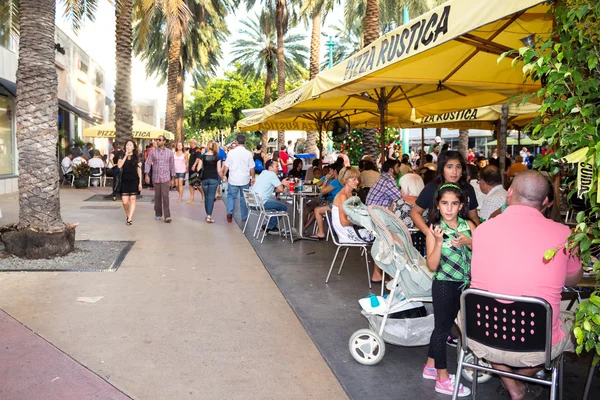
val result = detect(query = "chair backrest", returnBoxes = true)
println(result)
[90,167,103,177]
[250,191,267,213]
[60,164,71,176]
[325,211,344,246]
[409,229,427,257]
[243,189,262,211]
[460,288,553,369]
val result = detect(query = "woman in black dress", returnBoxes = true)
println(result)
[118,140,142,225]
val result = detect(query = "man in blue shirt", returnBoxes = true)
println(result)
[216,141,227,200]
[252,159,289,234]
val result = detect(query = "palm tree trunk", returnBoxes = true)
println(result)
[498,104,508,181]
[305,10,321,156]
[165,29,182,142]
[114,0,133,146]
[360,0,380,160]
[275,0,287,148]
[3,0,75,258]
[176,69,184,143]
[262,64,274,149]
[458,129,469,160]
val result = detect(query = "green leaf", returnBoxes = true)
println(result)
[544,248,558,261]
[577,211,586,224]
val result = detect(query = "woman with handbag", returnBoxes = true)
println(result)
[118,140,142,225]
[198,140,223,223]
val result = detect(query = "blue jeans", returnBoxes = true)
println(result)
[201,178,219,216]
[264,200,288,229]
[226,183,250,221]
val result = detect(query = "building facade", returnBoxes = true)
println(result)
[0,23,107,195]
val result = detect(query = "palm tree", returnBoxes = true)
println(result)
[230,9,308,147]
[458,129,468,160]
[2,0,98,258]
[295,0,336,155]
[115,0,134,146]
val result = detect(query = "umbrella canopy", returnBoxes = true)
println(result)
[237,0,551,132]
[83,120,174,140]
[488,136,544,146]
[401,103,541,130]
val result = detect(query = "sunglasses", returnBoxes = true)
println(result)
[157,139,163,142]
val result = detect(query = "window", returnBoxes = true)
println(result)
[95,71,104,87]
[79,59,88,74]
[0,95,15,176]
[0,10,10,49]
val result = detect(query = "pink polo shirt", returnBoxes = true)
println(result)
[471,205,581,345]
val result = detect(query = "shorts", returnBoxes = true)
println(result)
[458,310,575,368]
[175,172,186,179]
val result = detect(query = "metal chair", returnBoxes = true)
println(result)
[61,165,74,186]
[324,211,372,289]
[254,193,293,244]
[409,229,427,257]
[242,189,264,237]
[454,288,564,400]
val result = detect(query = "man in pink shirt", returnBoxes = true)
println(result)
[470,170,582,400]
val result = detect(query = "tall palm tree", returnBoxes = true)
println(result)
[458,129,468,160]
[231,9,308,147]
[115,0,134,146]
[295,0,336,155]
[2,0,98,258]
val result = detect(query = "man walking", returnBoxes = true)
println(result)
[222,134,254,223]
[145,135,175,222]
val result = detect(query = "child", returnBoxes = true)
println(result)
[422,183,476,397]
[312,167,323,184]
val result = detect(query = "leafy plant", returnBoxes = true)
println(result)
[506,0,600,364]
[72,161,90,178]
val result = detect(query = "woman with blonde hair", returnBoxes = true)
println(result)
[393,173,428,229]
[198,140,223,223]
[330,166,373,243]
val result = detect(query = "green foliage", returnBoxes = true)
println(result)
[508,0,600,364]
[185,67,266,134]
[336,127,399,164]
[72,161,90,178]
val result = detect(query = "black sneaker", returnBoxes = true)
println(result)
[446,335,458,347]
[267,227,280,236]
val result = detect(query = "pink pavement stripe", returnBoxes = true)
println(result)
[0,310,130,400]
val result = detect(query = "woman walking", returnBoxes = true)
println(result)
[118,140,142,225]
[198,140,223,223]
[173,142,188,203]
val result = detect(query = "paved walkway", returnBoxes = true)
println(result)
[0,187,347,399]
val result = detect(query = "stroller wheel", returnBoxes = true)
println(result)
[457,340,494,383]
[348,329,386,366]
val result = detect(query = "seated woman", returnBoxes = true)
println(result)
[327,166,373,243]
[287,158,304,179]
[392,173,428,229]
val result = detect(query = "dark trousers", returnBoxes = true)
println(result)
[154,182,171,218]
[112,167,121,196]
[427,280,463,370]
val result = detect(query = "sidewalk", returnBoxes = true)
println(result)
[0,188,347,399]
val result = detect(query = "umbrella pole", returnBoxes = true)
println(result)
[421,128,425,168]
[518,129,521,148]
[499,104,509,185]
[379,88,387,161]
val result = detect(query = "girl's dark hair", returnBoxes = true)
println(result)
[428,183,469,226]
[292,158,303,171]
[125,140,139,164]
[436,150,467,185]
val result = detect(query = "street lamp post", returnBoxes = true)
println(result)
[321,32,339,154]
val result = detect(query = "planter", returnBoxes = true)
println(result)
[73,176,89,188]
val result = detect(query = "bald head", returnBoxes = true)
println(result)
[508,170,550,209]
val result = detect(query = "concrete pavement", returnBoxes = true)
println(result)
[0,187,347,399]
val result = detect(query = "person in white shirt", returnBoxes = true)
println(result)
[61,152,73,174]
[88,150,105,186]
[252,159,290,234]
[222,134,255,223]
[287,140,295,158]
[478,165,508,221]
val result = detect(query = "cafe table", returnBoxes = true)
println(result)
[282,186,321,240]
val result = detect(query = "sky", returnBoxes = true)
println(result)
[55,2,345,116]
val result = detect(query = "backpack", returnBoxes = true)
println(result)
[254,158,264,173]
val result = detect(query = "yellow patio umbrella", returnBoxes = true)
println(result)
[83,120,175,140]
[237,0,552,144]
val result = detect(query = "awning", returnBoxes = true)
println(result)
[488,137,544,146]
[58,99,96,123]
[237,0,552,132]
[0,77,16,97]
[401,103,541,130]
[82,119,174,140]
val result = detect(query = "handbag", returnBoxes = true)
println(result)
[189,172,201,186]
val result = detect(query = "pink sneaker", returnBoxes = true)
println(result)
[422,365,437,380]
[435,374,471,397]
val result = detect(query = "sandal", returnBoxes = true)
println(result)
[309,235,325,241]
[126,219,132,226]
[206,216,215,223]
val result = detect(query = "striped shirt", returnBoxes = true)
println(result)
[144,147,175,184]
[365,172,402,207]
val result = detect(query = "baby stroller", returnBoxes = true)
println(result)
[343,198,435,366]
